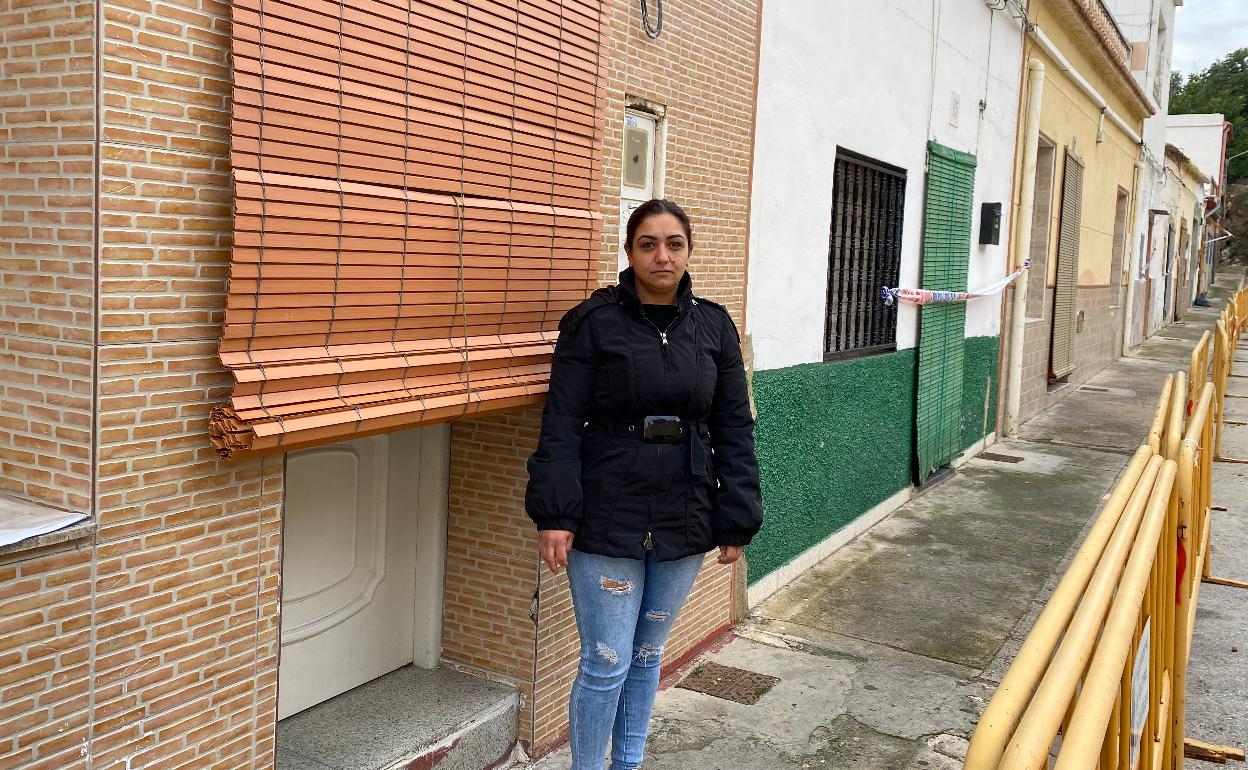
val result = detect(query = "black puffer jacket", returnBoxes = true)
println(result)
[525,268,764,561]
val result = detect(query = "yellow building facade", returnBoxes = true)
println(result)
[1005,0,1154,425]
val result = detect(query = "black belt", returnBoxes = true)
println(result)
[593,416,710,478]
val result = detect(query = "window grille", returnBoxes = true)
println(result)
[824,149,906,360]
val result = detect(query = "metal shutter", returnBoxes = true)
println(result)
[916,141,976,483]
[1050,150,1084,380]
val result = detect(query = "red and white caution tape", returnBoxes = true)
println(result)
[881,261,1030,306]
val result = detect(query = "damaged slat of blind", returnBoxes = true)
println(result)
[214,0,605,459]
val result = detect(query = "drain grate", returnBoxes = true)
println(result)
[677,661,779,705]
[1078,386,1110,393]
[979,452,1024,463]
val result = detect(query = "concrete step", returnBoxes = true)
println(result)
[277,664,518,770]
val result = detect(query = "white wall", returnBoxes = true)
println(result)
[746,0,1024,372]
[1100,0,1177,346]
[1167,115,1227,188]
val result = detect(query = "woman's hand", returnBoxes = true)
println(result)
[539,530,575,573]
[717,545,744,565]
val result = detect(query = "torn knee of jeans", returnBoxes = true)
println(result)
[596,641,619,665]
[634,642,663,662]
[644,609,670,622]
[599,576,634,595]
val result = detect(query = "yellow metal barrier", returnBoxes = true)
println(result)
[966,330,1228,769]
[1148,375,1174,457]
[992,455,1167,770]
[963,447,1153,770]
[1173,383,1215,765]
[1188,331,1210,414]
[1165,372,1186,462]
[1052,459,1177,770]
[1214,321,1231,459]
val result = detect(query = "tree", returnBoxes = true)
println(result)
[1170,48,1248,183]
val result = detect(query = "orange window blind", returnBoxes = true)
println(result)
[212,0,605,458]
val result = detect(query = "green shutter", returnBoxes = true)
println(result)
[916,141,977,483]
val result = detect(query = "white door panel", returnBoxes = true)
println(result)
[278,434,418,719]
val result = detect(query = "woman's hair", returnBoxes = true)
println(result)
[624,199,693,254]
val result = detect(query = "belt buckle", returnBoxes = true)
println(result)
[642,415,683,443]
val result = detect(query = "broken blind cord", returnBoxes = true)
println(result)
[499,2,519,395]
[640,0,662,39]
[455,6,471,419]
[395,0,418,409]
[332,0,361,429]
[252,0,281,435]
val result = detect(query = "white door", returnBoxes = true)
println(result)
[277,427,448,719]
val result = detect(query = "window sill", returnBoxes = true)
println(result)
[822,344,898,363]
[0,495,94,558]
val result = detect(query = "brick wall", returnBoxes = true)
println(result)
[441,410,543,745]
[0,0,95,511]
[0,539,94,770]
[442,0,760,755]
[1,0,284,768]
[88,0,282,767]
[597,0,759,320]
[1019,285,1123,421]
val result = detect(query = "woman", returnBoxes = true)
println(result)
[525,199,764,769]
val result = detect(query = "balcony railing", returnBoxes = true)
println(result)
[1081,0,1132,66]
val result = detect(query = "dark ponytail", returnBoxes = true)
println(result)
[624,199,693,253]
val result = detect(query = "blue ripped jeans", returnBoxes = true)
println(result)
[565,548,704,770]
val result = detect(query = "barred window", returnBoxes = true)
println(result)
[824,149,906,360]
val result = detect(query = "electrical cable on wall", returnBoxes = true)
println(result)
[640,0,663,39]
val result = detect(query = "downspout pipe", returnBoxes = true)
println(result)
[1122,157,1144,352]
[1005,59,1046,437]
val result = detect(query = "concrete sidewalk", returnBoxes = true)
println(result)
[524,273,1247,770]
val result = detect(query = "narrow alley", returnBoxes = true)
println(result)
[526,272,1248,769]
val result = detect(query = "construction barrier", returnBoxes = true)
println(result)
[1147,375,1173,457]
[1213,320,1230,458]
[965,291,1245,769]
[1187,331,1209,416]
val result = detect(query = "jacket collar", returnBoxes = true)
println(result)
[617,267,694,309]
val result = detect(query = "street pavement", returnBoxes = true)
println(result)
[522,272,1248,769]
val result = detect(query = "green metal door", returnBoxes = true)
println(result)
[915,141,977,483]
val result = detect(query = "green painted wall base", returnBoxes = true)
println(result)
[746,335,999,585]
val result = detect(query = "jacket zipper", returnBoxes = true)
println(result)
[639,301,690,554]
[639,304,684,368]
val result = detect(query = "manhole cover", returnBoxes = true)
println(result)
[677,661,779,705]
[980,452,1024,463]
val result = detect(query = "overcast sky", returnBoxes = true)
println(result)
[1172,0,1248,76]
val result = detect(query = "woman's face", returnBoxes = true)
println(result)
[626,212,689,298]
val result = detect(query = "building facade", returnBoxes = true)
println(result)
[1160,143,1208,318]
[1003,0,1153,427]
[1102,0,1177,346]
[742,0,1025,601]
[0,1,761,768]
[1167,113,1235,296]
